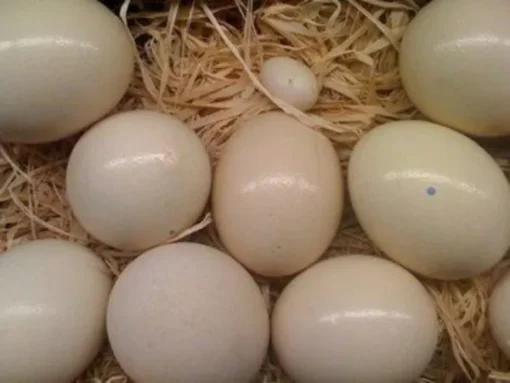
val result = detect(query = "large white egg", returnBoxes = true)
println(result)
[490,269,510,359]
[348,120,510,280]
[0,0,134,143]
[400,0,510,137]
[212,111,343,277]
[107,242,269,383]
[0,239,112,383]
[272,254,439,383]
[66,110,211,251]
[260,57,320,111]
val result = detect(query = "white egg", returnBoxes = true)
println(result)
[0,0,134,143]
[272,254,439,383]
[0,239,112,383]
[400,0,510,136]
[107,242,269,383]
[490,269,510,359]
[260,57,320,111]
[348,120,510,280]
[212,111,343,277]
[66,110,211,251]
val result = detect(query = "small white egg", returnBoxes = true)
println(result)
[107,242,269,383]
[260,57,320,111]
[66,110,211,251]
[0,0,134,143]
[212,111,343,277]
[400,0,510,136]
[0,239,112,383]
[272,255,439,383]
[348,120,510,280]
[490,269,510,359]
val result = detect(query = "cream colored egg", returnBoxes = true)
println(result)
[0,239,112,383]
[66,110,211,251]
[212,111,343,277]
[107,242,269,383]
[490,270,510,359]
[260,57,320,111]
[272,255,439,383]
[400,0,510,137]
[348,120,510,280]
[0,0,134,143]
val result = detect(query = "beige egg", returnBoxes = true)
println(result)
[107,242,269,383]
[400,0,510,136]
[66,110,211,251]
[490,270,510,359]
[260,57,320,111]
[272,255,439,383]
[0,0,134,143]
[348,120,510,280]
[0,239,112,383]
[212,111,343,277]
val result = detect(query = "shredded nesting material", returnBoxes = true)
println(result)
[1,0,510,382]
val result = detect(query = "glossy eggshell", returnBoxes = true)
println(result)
[0,239,112,383]
[260,57,320,111]
[348,120,510,280]
[212,111,343,277]
[490,270,510,358]
[66,110,211,251]
[272,255,439,383]
[107,242,270,383]
[0,0,134,143]
[400,0,510,137]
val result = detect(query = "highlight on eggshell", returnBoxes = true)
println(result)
[212,111,344,277]
[0,239,112,383]
[400,0,510,136]
[66,109,212,251]
[107,242,270,383]
[348,119,510,280]
[0,0,135,143]
[259,56,321,111]
[272,254,439,383]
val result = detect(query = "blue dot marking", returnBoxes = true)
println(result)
[426,186,436,196]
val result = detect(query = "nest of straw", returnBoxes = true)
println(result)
[2,0,510,382]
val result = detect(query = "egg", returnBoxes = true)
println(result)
[66,110,211,251]
[272,254,439,383]
[348,120,510,280]
[489,269,510,359]
[400,0,510,137]
[0,0,134,143]
[107,242,269,383]
[212,111,343,277]
[260,57,320,111]
[0,239,112,383]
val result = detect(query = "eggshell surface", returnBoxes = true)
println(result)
[0,239,112,383]
[260,57,320,111]
[66,110,211,251]
[348,120,510,280]
[212,111,343,277]
[490,270,510,358]
[272,255,439,383]
[107,242,269,383]
[400,0,510,136]
[0,0,134,143]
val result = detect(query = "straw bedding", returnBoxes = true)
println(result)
[1,0,510,382]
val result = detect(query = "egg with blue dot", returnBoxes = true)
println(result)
[348,120,510,280]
